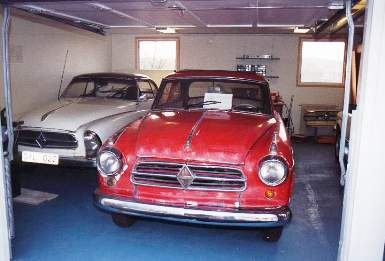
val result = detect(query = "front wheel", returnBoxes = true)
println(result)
[262,226,283,242]
[111,213,136,228]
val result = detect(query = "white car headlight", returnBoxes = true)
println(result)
[258,158,287,186]
[84,130,102,158]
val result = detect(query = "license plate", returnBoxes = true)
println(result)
[22,151,59,165]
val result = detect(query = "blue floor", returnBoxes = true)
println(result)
[13,143,343,261]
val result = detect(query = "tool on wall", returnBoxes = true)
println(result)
[57,49,69,101]
[281,95,294,136]
[285,95,294,135]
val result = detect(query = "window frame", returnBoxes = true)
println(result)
[137,80,157,99]
[152,78,272,115]
[135,37,180,71]
[297,37,347,88]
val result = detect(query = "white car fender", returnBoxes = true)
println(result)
[77,108,148,144]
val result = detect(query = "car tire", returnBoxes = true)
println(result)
[111,213,136,228]
[262,226,283,242]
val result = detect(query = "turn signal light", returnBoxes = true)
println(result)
[265,189,275,199]
[106,177,117,187]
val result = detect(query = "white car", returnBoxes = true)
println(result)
[15,72,157,167]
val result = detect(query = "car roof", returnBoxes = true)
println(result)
[73,72,152,81]
[165,70,267,82]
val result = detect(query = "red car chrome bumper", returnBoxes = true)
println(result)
[94,190,291,227]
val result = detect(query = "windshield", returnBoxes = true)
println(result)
[61,78,138,100]
[153,79,271,114]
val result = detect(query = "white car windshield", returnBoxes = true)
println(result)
[61,78,138,100]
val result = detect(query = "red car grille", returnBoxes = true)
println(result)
[131,162,246,191]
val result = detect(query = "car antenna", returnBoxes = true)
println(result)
[57,49,69,101]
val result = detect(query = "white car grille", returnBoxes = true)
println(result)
[16,130,78,149]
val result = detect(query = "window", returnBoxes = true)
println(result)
[61,78,137,100]
[158,81,182,108]
[137,81,155,99]
[154,79,270,114]
[136,38,179,71]
[61,81,91,98]
[297,38,346,87]
[149,82,158,95]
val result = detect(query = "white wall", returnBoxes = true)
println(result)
[0,11,111,117]
[111,33,345,134]
[0,12,345,134]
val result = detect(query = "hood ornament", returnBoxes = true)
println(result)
[184,111,206,149]
[35,131,47,148]
[269,131,279,155]
[40,102,74,122]
[177,165,195,188]
[41,109,56,122]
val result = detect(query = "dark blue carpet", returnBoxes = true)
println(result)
[12,143,342,261]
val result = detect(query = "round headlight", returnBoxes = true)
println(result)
[84,130,102,158]
[97,148,123,177]
[258,158,287,186]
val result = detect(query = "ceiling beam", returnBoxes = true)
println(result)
[314,8,345,34]
[20,9,106,35]
[249,0,259,27]
[5,0,332,11]
[13,5,107,35]
[314,0,365,34]
[4,0,327,2]
[88,3,154,27]
[173,1,207,27]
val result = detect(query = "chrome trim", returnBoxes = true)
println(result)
[136,155,243,166]
[17,126,75,133]
[177,165,195,188]
[16,128,78,149]
[258,158,287,186]
[84,130,102,158]
[16,126,75,133]
[100,198,279,222]
[96,147,124,177]
[40,102,74,122]
[131,161,247,192]
[184,111,206,149]
[269,131,278,155]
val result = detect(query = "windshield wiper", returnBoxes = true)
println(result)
[188,100,222,108]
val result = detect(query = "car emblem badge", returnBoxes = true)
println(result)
[35,132,47,148]
[177,165,194,188]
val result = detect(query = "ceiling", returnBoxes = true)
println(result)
[6,0,364,35]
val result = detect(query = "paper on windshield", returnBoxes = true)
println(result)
[203,93,233,110]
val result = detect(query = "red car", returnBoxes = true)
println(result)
[94,70,294,242]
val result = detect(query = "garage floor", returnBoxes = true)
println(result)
[12,143,342,261]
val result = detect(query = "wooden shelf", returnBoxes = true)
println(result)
[236,55,280,80]
[236,57,280,60]
[234,71,279,79]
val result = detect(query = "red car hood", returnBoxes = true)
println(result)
[135,110,276,165]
